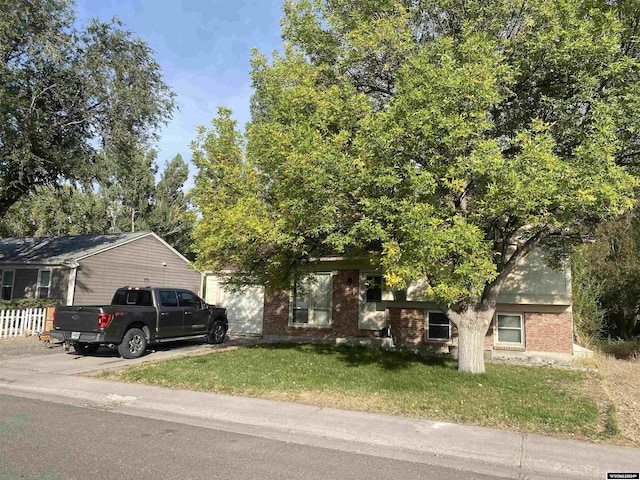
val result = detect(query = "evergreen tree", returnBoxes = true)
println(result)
[148,154,196,257]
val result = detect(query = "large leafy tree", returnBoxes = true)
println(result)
[193,0,638,372]
[97,147,158,233]
[0,0,174,217]
[0,184,109,238]
[148,154,196,258]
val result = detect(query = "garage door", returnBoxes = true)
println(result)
[205,276,264,335]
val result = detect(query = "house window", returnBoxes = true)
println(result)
[427,311,451,341]
[291,272,333,326]
[2,270,14,300]
[37,270,51,299]
[496,313,524,345]
[365,276,383,303]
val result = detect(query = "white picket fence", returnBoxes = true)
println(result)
[0,308,47,338]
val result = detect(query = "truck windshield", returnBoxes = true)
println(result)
[112,289,153,306]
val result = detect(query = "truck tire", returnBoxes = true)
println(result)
[73,342,100,355]
[118,328,147,359]
[207,320,227,344]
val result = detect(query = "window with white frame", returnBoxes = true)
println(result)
[37,270,51,299]
[496,313,524,345]
[291,272,333,326]
[427,311,451,341]
[2,270,14,300]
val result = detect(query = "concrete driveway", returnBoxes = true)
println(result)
[0,334,254,375]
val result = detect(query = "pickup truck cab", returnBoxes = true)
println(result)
[50,287,228,359]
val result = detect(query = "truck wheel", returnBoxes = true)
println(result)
[73,342,100,355]
[118,328,147,359]
[207,320,227,344]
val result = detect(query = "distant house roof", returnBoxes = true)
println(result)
[0,232,153,265]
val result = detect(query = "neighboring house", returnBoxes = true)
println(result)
[206,249,574,357]
[0,232,202,305]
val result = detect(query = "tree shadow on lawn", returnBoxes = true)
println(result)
[258,342,456,372]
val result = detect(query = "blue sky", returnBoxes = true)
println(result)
[74,0,285,187]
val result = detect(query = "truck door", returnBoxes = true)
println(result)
[157,290,183,338]
[179,290,208,334]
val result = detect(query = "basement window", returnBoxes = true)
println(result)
[496,313,524,345]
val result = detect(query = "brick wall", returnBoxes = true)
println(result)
[524,311,573,353]
[331,270,364,337]
[262,270,377,340]
[388,308,425,345]
[262,288,290,336]
[484,320,495,349]
[262,269,573,355]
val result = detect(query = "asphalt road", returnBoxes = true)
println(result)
[0,394,506,480]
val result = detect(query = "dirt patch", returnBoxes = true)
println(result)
[0,336,63,359]
[597,355,640,446]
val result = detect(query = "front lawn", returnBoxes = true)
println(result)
[101,343,607,440]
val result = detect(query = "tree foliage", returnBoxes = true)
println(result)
[0,152,195,257]
[573,212,640,340]
[148,154,197,258]
[96,147,158,234]
[0,184,109,238]
[192,0,639,372]
[0,0,174,216]
[571,247,607,348]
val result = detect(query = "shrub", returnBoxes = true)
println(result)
[0,298,60,310]
[571,249,606,347]
[601,339,640,360]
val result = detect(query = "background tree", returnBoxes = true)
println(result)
[0,184,109,238]
[148,154,196,258]
[0,0,174,216]
[1,149,196,257]
[96,148,157,233]
[195,0,638,373]
[573,212,640,341]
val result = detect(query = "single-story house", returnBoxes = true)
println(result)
[0,232,202,305]
[205,250,574,358]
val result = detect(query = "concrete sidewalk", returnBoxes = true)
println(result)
[0,348,638,480]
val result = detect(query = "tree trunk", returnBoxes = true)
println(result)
[448,305,495,374]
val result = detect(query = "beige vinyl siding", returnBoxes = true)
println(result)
[14,268,38,299]
[496,250,570,305]
[73,235,201,305]
[50,268,69,303]
[406,249,571,306]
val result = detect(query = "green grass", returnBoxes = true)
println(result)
[604,403,620,437]
[104,343,603,438]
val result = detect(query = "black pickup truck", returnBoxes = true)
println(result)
[50,287,228,359]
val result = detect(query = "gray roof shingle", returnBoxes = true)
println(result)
[0,232,151,265]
